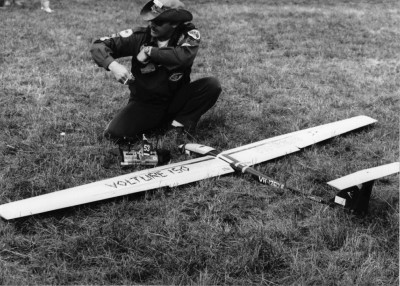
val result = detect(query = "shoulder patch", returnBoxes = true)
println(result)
[99,27,145,41]
[119,29,133,38]
[187,29,201,41]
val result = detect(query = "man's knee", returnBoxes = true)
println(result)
[203,77,222,98]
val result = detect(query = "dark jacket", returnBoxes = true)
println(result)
[90,24,200,104]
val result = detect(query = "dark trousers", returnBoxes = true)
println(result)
[104,77,221,142]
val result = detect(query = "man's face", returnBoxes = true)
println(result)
[149,20,177,41]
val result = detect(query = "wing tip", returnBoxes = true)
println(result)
[354,115,378,124]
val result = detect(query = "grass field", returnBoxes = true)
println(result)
[0,0,399,285]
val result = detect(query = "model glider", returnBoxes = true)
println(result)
[0,115,376,220]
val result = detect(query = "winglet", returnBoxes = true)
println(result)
[328,162,400,215]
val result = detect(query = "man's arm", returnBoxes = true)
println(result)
[149,29,201,71]
[90,29,141,83]
[90,29,143,69]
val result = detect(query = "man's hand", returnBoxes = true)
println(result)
[137,46,152,64]
[108,61,134,85]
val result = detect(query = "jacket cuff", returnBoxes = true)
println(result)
[104,57,116,71]
[148,47,160,63]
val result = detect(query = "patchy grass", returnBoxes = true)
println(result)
[0,0,399,285]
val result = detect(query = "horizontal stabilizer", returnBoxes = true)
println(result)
[327,162,400,190]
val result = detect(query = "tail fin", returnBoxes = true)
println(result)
[332,181,374,215]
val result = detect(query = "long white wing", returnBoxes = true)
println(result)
[327,162,400,190]
[222,115,377,166]
[0,115,377,220]
[0,156,234,220]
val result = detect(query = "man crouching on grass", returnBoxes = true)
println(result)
[90,0,221,154]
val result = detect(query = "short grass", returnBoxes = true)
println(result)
[0,0,399,285]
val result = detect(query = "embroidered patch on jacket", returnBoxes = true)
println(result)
[187,29,201,40]
[169,73,183,81]
[119,29,133,38]
[100,29,132,41]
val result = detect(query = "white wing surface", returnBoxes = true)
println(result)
[0,115,377,220]
[327,162,400,190]
[222,115,377,166]
[0,156,234,220]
